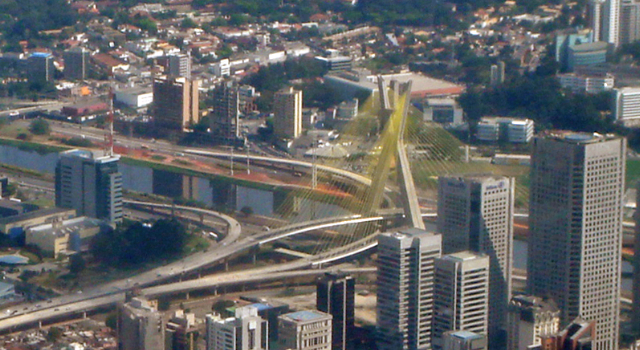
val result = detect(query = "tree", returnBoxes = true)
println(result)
[91,219,188,268]
[105,313,117,330]
[47,327,63,342]
[68,254,86,275]
[240,206,254,216]
[181,17,197,28]
[212,299,235,314]
[158,298,171,311]
[28,119,50,135]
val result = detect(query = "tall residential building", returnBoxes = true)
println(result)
[490,61,505,86]
[634,184,640,335]
[589,0,620,45]
[437,175,513,339]
[589,0,605,40]
[166,53,191,79]
[63,47,90,81]
[506,295,560,350]
[442,331,487,350]
[118,297,164,350]
[377,228,442,350]
[206,306,269,350]
[55,149,123,223]
[317,272,355,350]
[273,87,302,140]
[528,132,624,350]
[211,80,240,145]
[27,52,55,83]
[153,76,199,131]
[277,310,332,350]
[621,0,640,45]
[539,318,595,350]
[603,0,621,46]
[432,252,490,350]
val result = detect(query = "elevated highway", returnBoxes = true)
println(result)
[0,267,376,334]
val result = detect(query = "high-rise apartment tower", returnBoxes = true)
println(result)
[118,297,164,350]
[153,76,199,131]
[273,87,302,139]
[211,80,240,145]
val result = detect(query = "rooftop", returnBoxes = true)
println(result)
[443,251,483,262]
[61,149,120,163]
[326,69,464,97]
[544,131,619,144]
[29,216,105,238]
[281,310,330,322]
[30,52,51,58]
[570,41,608,52]
[479,116,532,124]
[116,86,153,95]
[0,207,75,226]
[450,330,483,340]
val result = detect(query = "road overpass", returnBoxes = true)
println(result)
[0,266,376,334]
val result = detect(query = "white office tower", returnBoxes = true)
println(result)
[118,297,164,350]
[206,306,269,350]
[528,132,624,350]
[437,175,513,340]
[432,252,490,350]
[277,310,332,350]
[443,331,487,350]
[377,228,442,350]
[506,295,560,350]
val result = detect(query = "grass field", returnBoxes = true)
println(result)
[626,159,640,187]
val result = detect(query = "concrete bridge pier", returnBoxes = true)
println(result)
[185,292,190,300]
[251,246,259,265]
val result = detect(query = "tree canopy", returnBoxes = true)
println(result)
[458,75,615,133]
[0,0,76,42]
[91,219,188,267]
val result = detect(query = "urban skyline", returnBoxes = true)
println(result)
[0,0,639,348]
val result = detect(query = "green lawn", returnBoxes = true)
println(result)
[627,159,640,188]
